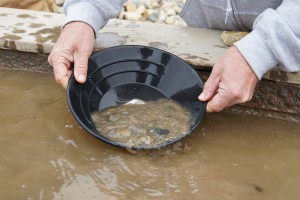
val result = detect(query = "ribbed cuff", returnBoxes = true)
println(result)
[234,29,277,79]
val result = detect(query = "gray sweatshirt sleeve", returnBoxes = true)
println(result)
[234,0,300,79]
[63,0,127,33]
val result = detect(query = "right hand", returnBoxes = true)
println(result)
[48,22,95,89]
[198,46,258,112]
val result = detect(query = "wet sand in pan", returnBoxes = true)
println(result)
[91,99,191,149]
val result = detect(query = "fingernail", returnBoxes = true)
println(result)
[62,80,68,90]
[78,74,86,82]
[206,106,213,113]
[198,93,206,101]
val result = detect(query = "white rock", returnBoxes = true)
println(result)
[118,0,187,26]
[125,2,137,12]
[56,0,65,6]
[149,11,160,22]
[124,12,143,21]
[165,16,175,25]
[136,5,146,14]
[165,8,176,16]
[158,11,167,22]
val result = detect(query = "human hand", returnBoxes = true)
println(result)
[198,46,258,112]
[48,22,95,89]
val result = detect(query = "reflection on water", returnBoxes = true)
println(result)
[0,70,299,200]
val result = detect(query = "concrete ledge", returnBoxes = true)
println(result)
[0,49,51,73]
[0,7,225,67]
[0,7,299,123]
[1,7,299,84]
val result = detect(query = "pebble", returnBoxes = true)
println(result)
[121,0,187,26]
[57,0,187,26]
[55,0,65,7]
[221,31,248,46]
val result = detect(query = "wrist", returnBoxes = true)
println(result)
[234,29,277,80]
[63,21,95,38]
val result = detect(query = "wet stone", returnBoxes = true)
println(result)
[17,14,31,18]
[12,29,26,34]
[29,23,45,28]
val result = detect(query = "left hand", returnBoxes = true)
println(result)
[48,22,95,89]
[198,46,259,112]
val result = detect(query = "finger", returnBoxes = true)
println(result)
[198,66,221,101]
[73,51,89,83]
[53,62,70,88]
[61,77,69,90]
[60,69,73,89]
[48,54,53,66]
[206,91,231,113]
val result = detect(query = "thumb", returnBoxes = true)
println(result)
[198,66,221,101]
[206,91,230,112]
[74,51,89,83]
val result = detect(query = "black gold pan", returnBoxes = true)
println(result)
[67,45,206,150]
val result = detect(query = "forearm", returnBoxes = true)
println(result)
[63,0,127,34]
[234,0,300,79]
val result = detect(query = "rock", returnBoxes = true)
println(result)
[124,12,143,21]
[57,6,64,14]
[130,0,144,6]
[136,5,146,14]
[165,8,176,16]
[145,0,159,9]
[221,31,249,46]
[165,16,175,25]
[118,0,187,26]
[125,2,137,12]
[158,11,167,22]
[161,2,175,11]
[56,0,65,6]
[144,9,159,22]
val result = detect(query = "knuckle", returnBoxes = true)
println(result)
[209,100,224,112]
[236,93,251,104]
[47,55,52,64]
[214,107,223,112]
[212,104,223,112]
[75,64,87,72]
[204,82,216,93]
[76,64,86,69]
[48,52,59,66]
[227,89,239,99]
[55,76,63,85]
[247,93,254,101]
[210,67,221,79]
[55,76,68,87]
[242,93,253,103]
[227,86,247,102]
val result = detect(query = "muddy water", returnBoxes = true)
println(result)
[0,70,300,200]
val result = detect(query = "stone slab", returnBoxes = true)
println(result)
[0,7,299,85]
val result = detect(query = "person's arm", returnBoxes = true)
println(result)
[64,0,127,35]
[199,0,300,112]
[48,0,127,88]
[234,0,300,79]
